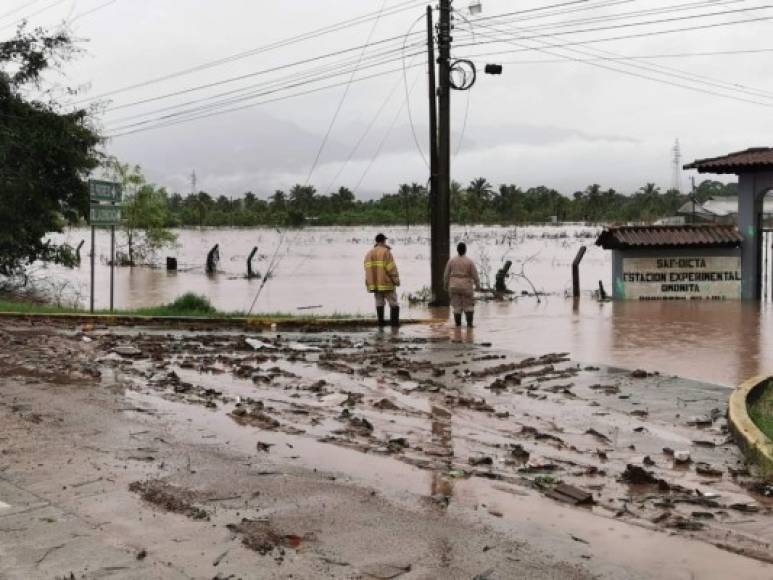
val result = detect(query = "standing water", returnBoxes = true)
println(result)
[40,225,773,386]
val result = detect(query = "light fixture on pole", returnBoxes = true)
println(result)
[468,1,482,15]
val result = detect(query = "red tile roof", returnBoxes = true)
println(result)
[684,147,773,174]
[596,224,743,250]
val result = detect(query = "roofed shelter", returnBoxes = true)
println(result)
[685,147,773,300]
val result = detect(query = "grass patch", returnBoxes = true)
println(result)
[0,296,359,321]
[748,381,773,440]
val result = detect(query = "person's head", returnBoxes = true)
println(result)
[457,242,467,256]
[375,233,387,245]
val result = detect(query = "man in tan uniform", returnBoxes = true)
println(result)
[444,242,480,327]
[364,233,400,327]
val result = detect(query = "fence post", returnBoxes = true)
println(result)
[572,246,587,299]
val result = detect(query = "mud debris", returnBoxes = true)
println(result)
[128,480,209,520]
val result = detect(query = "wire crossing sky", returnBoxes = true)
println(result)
[8,0,773,196]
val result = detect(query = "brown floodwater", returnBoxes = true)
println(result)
[42,225,773,386]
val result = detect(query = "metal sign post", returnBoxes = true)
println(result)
[90,226,95,313]
[110,225,115,312]
[88,180,123,313]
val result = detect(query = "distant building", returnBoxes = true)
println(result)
[676,196,773,225]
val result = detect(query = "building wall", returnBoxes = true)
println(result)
[611,247,741,301]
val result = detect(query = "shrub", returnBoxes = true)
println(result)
[165,293,216,315]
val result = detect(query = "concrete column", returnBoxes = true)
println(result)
[738,172,773,300]
[738,174,761,300]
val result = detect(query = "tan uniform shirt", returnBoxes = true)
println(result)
[444,255,480,294]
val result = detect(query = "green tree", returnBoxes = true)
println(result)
[0,28,101,276]
[105,160,176,265]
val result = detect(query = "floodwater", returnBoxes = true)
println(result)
[41,224,773,386]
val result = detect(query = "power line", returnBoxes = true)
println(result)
[105,46,425,133]
[304,0,389,185]
[402,13,429,169]
[486,47,773,64]
[467,0,743,35]
[0,1,42,23]
[104,43,423,126]
[0,0,70,33]
[461,8,773,103]
[459,13,773,110]
[354,70,422,193]
[70,0,121,24]
[323,73,405,194]
[107,62,426,138]
[103,35,425,113]
[73,0,428,105]
[456,4,773,50]
[454,13,773,62]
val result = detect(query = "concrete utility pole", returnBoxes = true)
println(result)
[430,0,452,306]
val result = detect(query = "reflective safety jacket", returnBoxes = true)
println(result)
[364,244,400,293]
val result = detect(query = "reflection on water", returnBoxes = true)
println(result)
[449,298,772,387]
[44,225,773,385]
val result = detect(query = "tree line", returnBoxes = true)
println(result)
[157,178,739,228]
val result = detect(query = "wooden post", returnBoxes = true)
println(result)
[598,280,608,301]
[247,246,258,278]
[572,246,587,298]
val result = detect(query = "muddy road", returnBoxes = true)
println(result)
[0,319,771,579]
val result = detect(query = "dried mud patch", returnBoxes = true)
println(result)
[128,479,209,520]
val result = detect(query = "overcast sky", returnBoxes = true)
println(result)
[10,0,773,198]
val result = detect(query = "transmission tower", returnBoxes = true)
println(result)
[190,170,197,195]
[671,139,682,193]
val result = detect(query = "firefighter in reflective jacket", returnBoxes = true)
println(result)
[364,233,400,327]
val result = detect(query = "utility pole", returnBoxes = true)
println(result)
[430,0,452,306]
[427,5,440,292]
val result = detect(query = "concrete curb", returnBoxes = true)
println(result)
[728,375,773,479]
[0,311,443,330]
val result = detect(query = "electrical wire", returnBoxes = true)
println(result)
[322,72,405,194]
[453,10,476,159]
[69,0,120,24]
[489,47,773,64]
[453,13,773,62]
[458,13,773,110]
[304,0,389,185]
[107,61,426,138]
[106,47,426,134]
[462,7,773,103]
[0,0,70,32]
[455,4,773,49]
[402,12,429,170]
[354,69,423,193]
[105,43,424,127]
[103,35,425,113]
[0,1,42,22]
[72,0,429,105]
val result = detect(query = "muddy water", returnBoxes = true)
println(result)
[44,225,773,386]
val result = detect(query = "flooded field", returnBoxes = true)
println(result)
[39,225,773,386]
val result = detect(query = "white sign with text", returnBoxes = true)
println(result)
[622,256,741,300]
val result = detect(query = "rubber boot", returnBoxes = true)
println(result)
[465,311,474,328]
[376,307,386,328]
[390,306,400,327]
[454,313,462,327]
